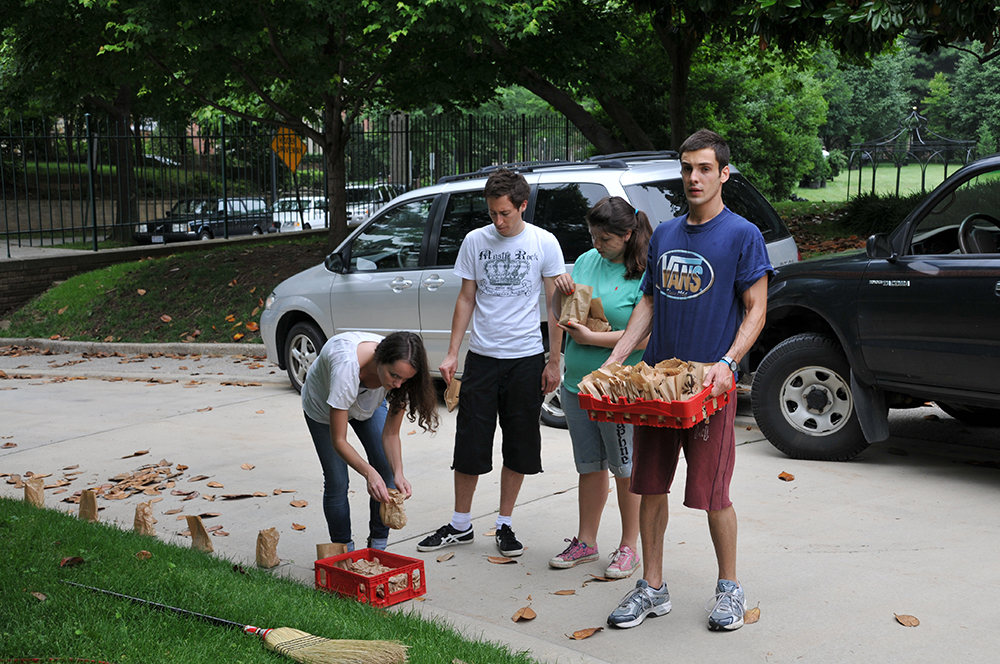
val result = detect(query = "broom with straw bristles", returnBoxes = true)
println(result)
[61,581,407,664]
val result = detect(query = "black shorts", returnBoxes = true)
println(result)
[453,351,545,476]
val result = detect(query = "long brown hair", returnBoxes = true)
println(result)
[375,331,438,433]
[585,196,652,280]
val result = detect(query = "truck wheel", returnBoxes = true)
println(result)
[751,333,869,461]
[199,230,212,241]
[284,321,326,393]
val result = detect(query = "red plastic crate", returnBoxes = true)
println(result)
[315,548,426,607]
[579,384,734,428]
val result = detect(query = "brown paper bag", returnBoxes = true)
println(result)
[675,362,707,399]
[79,489,99,522]
[317,542,350,569]
[133,501,156,536]
[559,284,593,325]
[186,514,213,553]
[379,488,407,529]
[584,297,612,332]
[24,476,45,507]
[256,527,280,568]
[444,377,461,412]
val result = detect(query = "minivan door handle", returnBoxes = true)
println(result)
[422,275,445,291]
[388,277,413,293]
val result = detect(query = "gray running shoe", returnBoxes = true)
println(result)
[607,579,671,628]
[706,579,745,631]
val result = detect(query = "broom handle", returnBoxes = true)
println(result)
[60,580,272,638]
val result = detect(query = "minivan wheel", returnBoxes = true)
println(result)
[540,387,567,429]
[284,321,326,393]
[751,333,869,461]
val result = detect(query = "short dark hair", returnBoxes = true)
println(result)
[679,129,730,171]
[484,169,530,208]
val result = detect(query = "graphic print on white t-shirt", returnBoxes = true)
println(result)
[477,247,537,297]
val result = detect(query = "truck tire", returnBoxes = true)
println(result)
[284,321,326,393]
[751,333,869,461]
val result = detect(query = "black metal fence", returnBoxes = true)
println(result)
[1,112,590,256]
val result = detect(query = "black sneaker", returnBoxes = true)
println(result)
[416,523,474,552]
[495,524,523,557]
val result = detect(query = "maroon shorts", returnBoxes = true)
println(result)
[629,399,737,511]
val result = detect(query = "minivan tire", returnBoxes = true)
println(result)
[284,321,326,393]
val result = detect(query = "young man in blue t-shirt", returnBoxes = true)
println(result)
[604,130,773,631]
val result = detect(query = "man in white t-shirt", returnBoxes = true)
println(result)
[417,169,565,557]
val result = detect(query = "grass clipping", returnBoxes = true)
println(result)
[263,627,407,664]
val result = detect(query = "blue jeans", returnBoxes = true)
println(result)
[304,402,395,547]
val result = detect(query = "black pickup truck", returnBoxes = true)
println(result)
[750,154,1000,460]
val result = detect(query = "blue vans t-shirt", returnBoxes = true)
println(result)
[639,207,772,365]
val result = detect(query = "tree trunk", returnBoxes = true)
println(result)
[516,66,626,155]
[651,21,701,150]
[596,94,656,151]
[324,103,351,254]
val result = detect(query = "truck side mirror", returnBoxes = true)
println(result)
[866,233,897,262]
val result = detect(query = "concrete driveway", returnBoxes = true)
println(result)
[2,340,1000,663]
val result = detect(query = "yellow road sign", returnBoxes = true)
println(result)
[271,127,306,172]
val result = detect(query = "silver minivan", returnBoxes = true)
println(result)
[261,154,799,424]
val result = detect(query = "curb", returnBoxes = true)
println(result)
[1,337,268,358]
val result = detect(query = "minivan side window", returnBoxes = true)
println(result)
[532,183,610,262]
[435,191,490,267]
[348,198,432,271]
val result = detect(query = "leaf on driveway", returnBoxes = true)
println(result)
[567,627,603,640]
[187,475,210,482]
[553,590,576,596]
[511,606,536,622]
[483,528,496,537]
[207,481,224,488]
[895,613,920,627]
[290,500,308,508]
[198,512,221,519]
[198,407,213,412]
[222,494,254,500]
[121,450,150,459]
[437,552,455,563]
[292,523,306,531]
[273,488,296,495]
[778,471,795,482]
[582,574,614,586]
[488,556,517,565]
[744,605,761,625]
[241,463,255,471]
[1,442,16,449]
[256,410,265,414]
[164,508,182,515]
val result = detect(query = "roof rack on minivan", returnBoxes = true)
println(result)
[436,158,628,184]
[586,150,680,162]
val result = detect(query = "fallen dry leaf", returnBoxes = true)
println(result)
[212,530,230,537]
[187,475,210,482]
[164,508,182,515]
[512,606,536,622]
[292,523,306,530]
[59,556,85,567]
[483,528,496,537]
[554,589,576,596]
[136,550,152,560]
[137,289,146,296]
[207,481,224,488]
[198,512,221,519]
[256,410,265,414]
[241,463,255,471]
[58,306,68,315]
[160,314,172,323]
[121,450,150,459]
[273,488,296,495]
[582,574,614,586]
[895,613,920,627]
[488,556,517,565]
[246,322,259,332]
[778,471,795,482]
[437,552,455,563]
[1,442,16,449]
[226,314,236,322]
[197,407,213,412]
[31,591,48,602]
[744,605,761,625]
[221,494,254,500]
[567,627,603,640]
[233,333,245,341]
[290,500,308,508]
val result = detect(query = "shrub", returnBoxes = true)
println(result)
[841,191,925,236]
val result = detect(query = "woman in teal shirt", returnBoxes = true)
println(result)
[550,196,652,578]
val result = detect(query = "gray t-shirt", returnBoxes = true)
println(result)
[302,331,386,423]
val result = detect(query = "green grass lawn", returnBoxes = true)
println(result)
[0,496,537,663]
[789,162,961,204]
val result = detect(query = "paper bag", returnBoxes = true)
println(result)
[256,527,280,568]
[24,476,45,507]
[133,500,156,536]
[585,297,612,332]
[444,377,461,412]
[79,488,99,522]
[186,514,213,553]
[379,488,407,529]
[317,542,350,569]
[559,284,593,325]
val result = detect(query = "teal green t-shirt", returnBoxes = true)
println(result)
[563,248,645,394]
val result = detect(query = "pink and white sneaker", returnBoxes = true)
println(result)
[549,537,599,568]
[606,545,640,578]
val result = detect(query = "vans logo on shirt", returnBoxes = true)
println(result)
[656,250,715,300]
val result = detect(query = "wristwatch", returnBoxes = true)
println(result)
[721,355,738,372]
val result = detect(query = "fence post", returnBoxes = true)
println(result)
[220,117,228,239]
[85,113,98,252]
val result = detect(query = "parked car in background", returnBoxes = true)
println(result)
[270,195,327,232]
[346,183,398,227]
[750,153,1000,461]
[261,153,800,427]
[135,197,269,243]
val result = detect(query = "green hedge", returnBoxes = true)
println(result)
[841,191,925,236]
